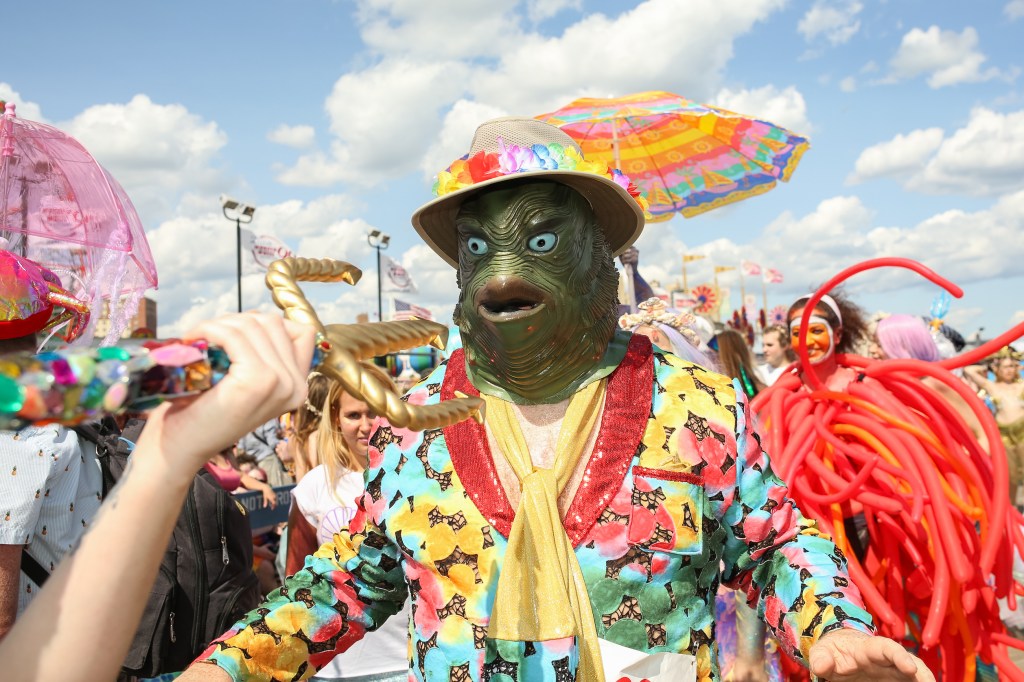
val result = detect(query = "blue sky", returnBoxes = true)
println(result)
[3,0,1023,344]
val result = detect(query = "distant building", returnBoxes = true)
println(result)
[92,297,158,340]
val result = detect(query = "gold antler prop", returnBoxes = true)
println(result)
[266,257,362,334]
[323,319,448,356]
[266,257,483,429]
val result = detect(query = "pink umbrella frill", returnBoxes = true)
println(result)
[0,102,158,345]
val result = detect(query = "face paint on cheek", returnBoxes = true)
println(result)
[790,315,835,364]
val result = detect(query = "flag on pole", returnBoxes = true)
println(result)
[764,268,784,284]
[239,228,294,274]
[741,260,762,276]
[393,298,433,321]
[714,265,736,274]
[682,254,706,263]
[380,255,418,294]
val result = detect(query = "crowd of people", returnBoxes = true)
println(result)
[2,114,1023,682]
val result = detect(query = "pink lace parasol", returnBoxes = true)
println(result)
[0,102,158,345]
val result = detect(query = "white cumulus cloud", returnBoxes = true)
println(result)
[61,95,228,225]
[473,0,786,117]
[886,26,1001,88]
[0,83,45,122]
[420,99,509,181]
[526,0,582,23]
[910,108,1024,195]
[798,1,863,46]
[712,85,812,136]
[1006,0,1024,20]
[631,190,1024,312]
[848,128,945,183]
[280,0,787,190]
[276,59,471,187]
[850,108,1024,196]
[149,195,381,336]
[356,0,524,60]
[267,124,316,149]
[863,190,1024,284]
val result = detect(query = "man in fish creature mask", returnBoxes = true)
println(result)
[452,180,623,404]
[188,119,930,682]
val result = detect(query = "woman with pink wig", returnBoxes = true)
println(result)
[870,314,988,452]
[870,314,941,363]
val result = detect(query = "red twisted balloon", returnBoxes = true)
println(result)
[754,257,1024,680]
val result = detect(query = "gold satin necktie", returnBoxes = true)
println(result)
[482,379,606,682]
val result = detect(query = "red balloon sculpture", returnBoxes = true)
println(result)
[752,258,1024,679]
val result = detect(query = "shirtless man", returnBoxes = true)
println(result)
[966,347,1024,503]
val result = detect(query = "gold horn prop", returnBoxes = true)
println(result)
[266,257,483,429]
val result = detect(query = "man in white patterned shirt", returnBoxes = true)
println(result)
[0,251,103,640]
[0,423,102,637]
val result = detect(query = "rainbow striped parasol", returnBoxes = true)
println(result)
[537,91,809,222]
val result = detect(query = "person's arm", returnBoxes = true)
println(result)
[719,381,930,679]
[964,364,996,394]
[0,545,20,640]
[0,313,314,682]
[252,544,276,562]
[238,472,276,508]
[729,594,768,682]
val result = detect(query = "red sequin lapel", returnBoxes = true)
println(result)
[440,335,654,546]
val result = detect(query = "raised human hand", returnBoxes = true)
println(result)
[618,245,640,267]
[808,629,933,681]
[136,313,314,482]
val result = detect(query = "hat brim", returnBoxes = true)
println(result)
[411,170,645,268]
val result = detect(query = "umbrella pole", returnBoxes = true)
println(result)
[612,119,621,171]
[740,271,746,314]
[713,270,720,322]
[682,256,688,293]
[762,278,769,328]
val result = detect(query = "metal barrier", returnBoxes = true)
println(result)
[234,485,295,534]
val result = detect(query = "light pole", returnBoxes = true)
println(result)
[220,195,256,313]
[367,229,391,322]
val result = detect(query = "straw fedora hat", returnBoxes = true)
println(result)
[412,117,646,268]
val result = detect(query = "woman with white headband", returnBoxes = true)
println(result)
[786,290,870,392]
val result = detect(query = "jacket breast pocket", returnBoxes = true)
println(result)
[627,466,704,556]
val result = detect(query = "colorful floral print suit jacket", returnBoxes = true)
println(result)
[201,335,873,681]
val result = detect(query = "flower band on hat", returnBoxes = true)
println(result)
[434,138,651,216]
[411,116,647,268]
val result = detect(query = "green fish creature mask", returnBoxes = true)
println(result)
[453,181,628,404]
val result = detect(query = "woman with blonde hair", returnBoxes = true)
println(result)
[712,328,767,398]
[287,371,333,482]
[285,361,410,682]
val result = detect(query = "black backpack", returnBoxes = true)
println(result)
[74,419,263,677]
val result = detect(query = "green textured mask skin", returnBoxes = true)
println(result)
[452,181,627,404]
